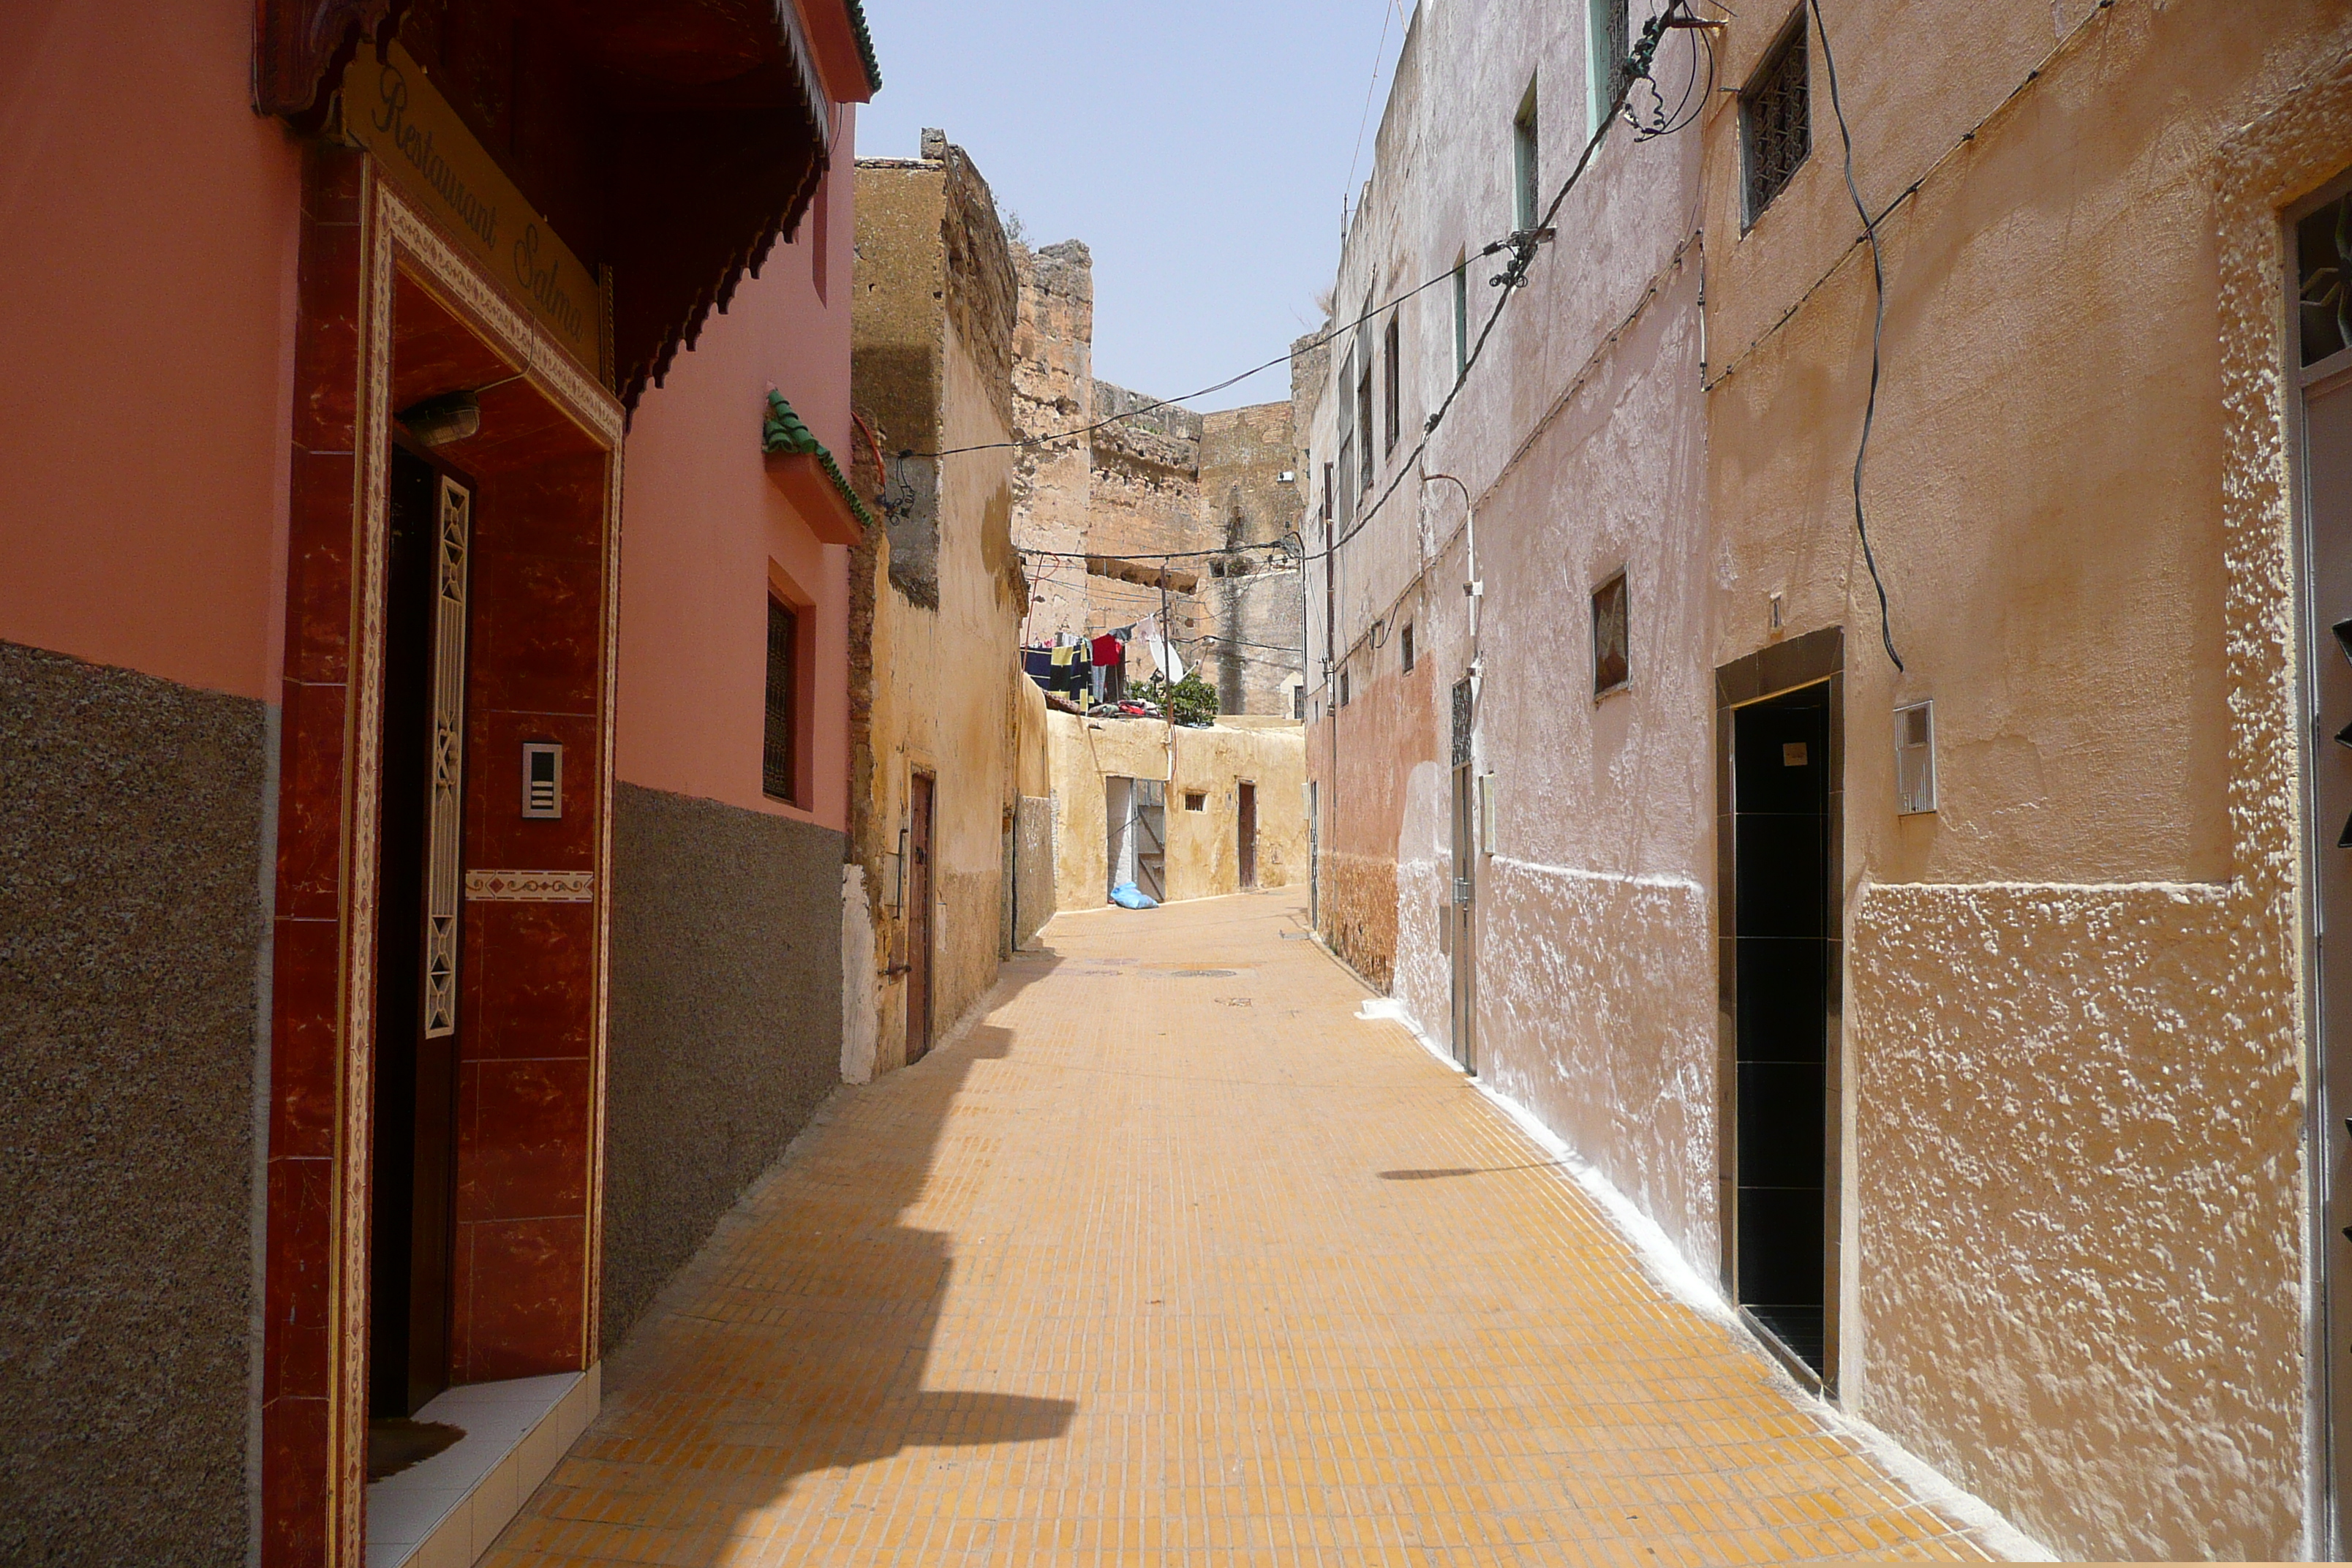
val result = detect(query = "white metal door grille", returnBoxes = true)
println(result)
[423,476,471,1038]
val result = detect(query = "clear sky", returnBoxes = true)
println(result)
[856,0,1408,413]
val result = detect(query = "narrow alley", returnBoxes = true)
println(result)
[486,891,2002,1567]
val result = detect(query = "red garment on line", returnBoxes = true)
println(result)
[1090,634,1123,666]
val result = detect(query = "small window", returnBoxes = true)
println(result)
[1401,622,1416,673]
[1382,317,1401,455]
[1590,0,1632,131]
[1452,253,1469,377]
[1185,791,1207,813]
[1591,570,1629,696]
[1322,461,1335,521]
[1293,685,1306,721]
[1338,437,1355,518]
[1357,358,1375,488]
[1512,76,1540,231]
[1742,12,1811,223]
[764,597,800,802]
[1339,667,1352,707]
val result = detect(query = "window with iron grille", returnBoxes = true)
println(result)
[1590,0,1632,129]
[1322,461,1334,521]
[764,597,799,802]
[1401,622,1415,674]
[1382,317,1401,455]
[1741,14,1810,223]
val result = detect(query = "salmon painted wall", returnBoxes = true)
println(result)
[615,112,858,832]
[0,0,302,701]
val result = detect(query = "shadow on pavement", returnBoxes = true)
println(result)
[508,958,1077,1564]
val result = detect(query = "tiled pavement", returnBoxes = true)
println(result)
[486,889,2005,1567]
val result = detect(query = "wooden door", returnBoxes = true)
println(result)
[1237,782,1258,889]
[905,772,935,1064]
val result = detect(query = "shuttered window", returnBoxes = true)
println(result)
[764,597,799,802]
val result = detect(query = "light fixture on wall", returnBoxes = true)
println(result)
[397,390,482,448]
[1895,700,1937,815]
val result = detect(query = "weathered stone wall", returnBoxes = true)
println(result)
[1198,402,1305,717]
[1007,244,1304,715]
[1011,241,1094,643]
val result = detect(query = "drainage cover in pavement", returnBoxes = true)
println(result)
[1169,969,1239,978]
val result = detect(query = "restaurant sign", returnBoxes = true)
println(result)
[343,43,606,380]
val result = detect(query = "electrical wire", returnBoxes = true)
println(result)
[1341,0,1409,240]
[1300,1,1696,568]
[1806,0,1904,674]
[904,258,1479,464]
[1017,542,1292,563]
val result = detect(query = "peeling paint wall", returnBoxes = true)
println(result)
[1299,0,1714,1259]
[850,143,1029,1073]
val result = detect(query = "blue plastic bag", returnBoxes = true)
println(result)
[1109,881,1158,910]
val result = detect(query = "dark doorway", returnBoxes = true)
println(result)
[1237,782,1258,889]
[1449,676,1477,1074]
[369,445,470,1418]
[905,772,935,1065]
[1730,679,1833,1379]
[1449,759,1477,1074]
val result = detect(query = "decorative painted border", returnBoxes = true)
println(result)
[464,869,597,902]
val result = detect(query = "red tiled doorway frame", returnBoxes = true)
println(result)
[261,150,625,1568]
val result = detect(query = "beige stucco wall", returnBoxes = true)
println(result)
[1047,713,1306,911]
[1696,2,2352,1557]
[1165,722,1309,899]
[849,148,1026,1078]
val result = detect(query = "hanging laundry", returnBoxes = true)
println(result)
[1142,619,1185,685]
[1090,632,1125,704]
[1048,641,1088,696]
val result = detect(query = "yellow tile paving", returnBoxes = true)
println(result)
[486,889,2002,1567]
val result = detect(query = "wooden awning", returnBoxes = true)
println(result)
[256,0,880,407]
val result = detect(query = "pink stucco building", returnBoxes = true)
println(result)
[0,3,878,1562]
